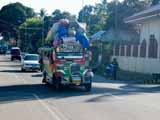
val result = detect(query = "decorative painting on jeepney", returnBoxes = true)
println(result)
[56,39,83,53]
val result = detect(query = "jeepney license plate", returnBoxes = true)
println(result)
[72,77,81,85]
[72,77,81,81]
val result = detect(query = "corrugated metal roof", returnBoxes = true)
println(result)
[125,4,160,23]
[90,30,106,41]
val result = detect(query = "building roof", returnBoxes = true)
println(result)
[90,28,139,44]
[125,4,160,23]
[90,30,106,41]
[101,28,139,43]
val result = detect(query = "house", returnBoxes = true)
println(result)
[112,4,160,74]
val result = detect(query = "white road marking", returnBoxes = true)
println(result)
[33,94,68,120]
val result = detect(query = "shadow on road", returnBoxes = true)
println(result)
[0,82,160,104]
[93,75,144,84]
[0,84,90,104]
[0,64,21,67]
[0,69,39,73]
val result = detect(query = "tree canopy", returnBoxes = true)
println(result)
[18,17,44,52]
[78,0,153,35]
[0,2,35,39]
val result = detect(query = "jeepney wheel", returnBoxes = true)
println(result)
[84,83,92,92]
[53,76,61,91]
[21,68,25,72]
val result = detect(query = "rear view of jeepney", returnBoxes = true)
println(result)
[55,38,93,91]
[42,19,93,91]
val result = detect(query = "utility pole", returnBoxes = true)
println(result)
[115,0,118,32]
[114,0,118,44]
[82,0,84,22]
[42,19,44,46]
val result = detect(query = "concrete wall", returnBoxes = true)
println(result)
[112,56,160,74]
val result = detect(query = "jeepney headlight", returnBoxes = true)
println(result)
[64,66,68,70]
[80,66,85,71]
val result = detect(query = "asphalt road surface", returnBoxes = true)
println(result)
[0,55,160,120]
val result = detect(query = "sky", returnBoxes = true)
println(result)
[0,0,122,16]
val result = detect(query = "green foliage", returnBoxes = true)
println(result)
[40,8,47,18]
[78,5,95,23]
[78,4,108,35]
[106,0,148,30]
[52,9,76,22]
[0,2,35,40]
[78,0,151,35]
[19,17,44,53]
[151,0,160,5]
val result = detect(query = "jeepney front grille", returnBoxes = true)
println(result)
[71,65,80,75]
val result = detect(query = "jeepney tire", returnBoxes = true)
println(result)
[84,83,92,92]
[21,68,25,72]
[11,57,14,61]
[55,77,62,91]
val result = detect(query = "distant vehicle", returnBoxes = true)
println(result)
[0,45,8,54]
[21,54,40,71]
[20,52,28,60]
[6,50,11,55]
[11,47,21,61]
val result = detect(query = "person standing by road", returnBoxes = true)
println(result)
[111,58,119,80]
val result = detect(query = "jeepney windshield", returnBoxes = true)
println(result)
[56,41,84,59]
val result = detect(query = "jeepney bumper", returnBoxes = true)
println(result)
[61,75,92,86]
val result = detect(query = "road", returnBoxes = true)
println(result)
[0,55,160,120]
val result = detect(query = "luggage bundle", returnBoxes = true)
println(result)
[49,19,89,48]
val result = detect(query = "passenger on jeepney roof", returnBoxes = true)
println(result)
[46,19,90,48]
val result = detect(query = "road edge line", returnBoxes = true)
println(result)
[33,94,62,120]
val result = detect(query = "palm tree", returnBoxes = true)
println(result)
[40,8,47,18]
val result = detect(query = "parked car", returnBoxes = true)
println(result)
[6,50,11,55]
[21,54,40,71]
[0,45,8,54]
[11,47,21,61]
[20,52,28,60]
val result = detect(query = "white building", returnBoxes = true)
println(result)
[112,4,160,74]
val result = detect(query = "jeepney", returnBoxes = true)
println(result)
[40,37,93,91]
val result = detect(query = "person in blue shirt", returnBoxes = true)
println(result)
[111,58,119,80]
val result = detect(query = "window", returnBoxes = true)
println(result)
[120,45,125,56]
[126,45,131,57]
[133,44,138,57]
[148,35,158,58]
[115,44,119,56]
[140,39,146,58]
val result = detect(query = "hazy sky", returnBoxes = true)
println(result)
[0,0,122,16]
